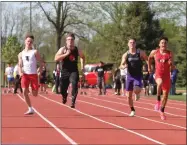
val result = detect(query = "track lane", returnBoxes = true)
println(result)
[45,92,186,145]
[2,93,72,144]
[79,94,186,128]
[39,94,165,144]
[106,88,186,106]
[87,89,186,116]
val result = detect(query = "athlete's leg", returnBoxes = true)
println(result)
[126,75,135,116]
[133,76,143,101]
[60,76,70,104]
[155,78,163,101]
[160,76,170,120]
[21,74,34,115]
[30,74,39,97]
[70,72,79,108]
[154,77,163,111]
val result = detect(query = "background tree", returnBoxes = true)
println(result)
[82,2,164,65]
[1,2,186,87]
[37,2,84,51]
[2,36,22,63]
[174,26,186,87]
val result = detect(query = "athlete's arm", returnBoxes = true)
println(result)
[35,50,44,73]
[78,49,85,71]
[148,50,156,73]
[18,52,23,77]
[54,47,70,62]
[119,52,128,69]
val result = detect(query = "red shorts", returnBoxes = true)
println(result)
[155,74,170,92]
[21,74,39,90]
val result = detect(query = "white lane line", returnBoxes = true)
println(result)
[77,96,186,130]
[17,94,78,145]
[97,89,186,106]
[47,91,186,117]
[96,89,186,106]
[138,97,186,107]
[39,94,166,145]
[82,95,186,118]
[101,94,186,111]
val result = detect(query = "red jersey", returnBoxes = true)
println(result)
[154,48,171,78]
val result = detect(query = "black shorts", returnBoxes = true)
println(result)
[120,75,126,84]
[40,78,47,84]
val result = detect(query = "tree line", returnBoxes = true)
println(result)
[1,2,186,87]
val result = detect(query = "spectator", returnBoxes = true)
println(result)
[52,63,61,94]
[5,63,14,93]
[113,68,121,95]
[170,65,179,95]
[13,63,22,94]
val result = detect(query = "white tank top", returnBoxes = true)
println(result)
[22,49,37,74]
[120,68,127,76]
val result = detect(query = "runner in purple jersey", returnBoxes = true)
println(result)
[120,38,148,117]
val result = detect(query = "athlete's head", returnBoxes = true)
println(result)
[99,61,104,67]
[66,33,75,50]
[128,38,136,49]
[25,34,34,49]
[7,63,11,67]
[159,36,168,51]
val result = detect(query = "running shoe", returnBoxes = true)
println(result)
[129,111,135,117]
[160,112,166,120]
[24,109,34,115]
[154,101,161,111]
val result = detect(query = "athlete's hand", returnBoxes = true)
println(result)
[65,49,71,56]
[168,59,172,66]
[19,72,23,77]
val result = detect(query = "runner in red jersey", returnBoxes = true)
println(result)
[148,36,174,120]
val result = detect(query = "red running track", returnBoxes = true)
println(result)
[2,88,186,144]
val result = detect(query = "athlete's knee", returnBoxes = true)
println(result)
[162,90,169,98]
[71,81,78,89]
[156,78,163,86]
[134,86,141,94]
[23,89,28,95]
[126,91,133,98]
[32,90,38,97]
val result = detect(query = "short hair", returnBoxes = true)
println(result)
[128,38,136,42]
[100,61,104,64]
[66,33,75,40]
[159,36,168,42]
[25,33,34,40]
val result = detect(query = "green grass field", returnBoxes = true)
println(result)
[168,94,186,101]
[150,94,186,102]
[176,87,186,90]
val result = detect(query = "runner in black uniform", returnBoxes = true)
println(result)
[54,33,85,108]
